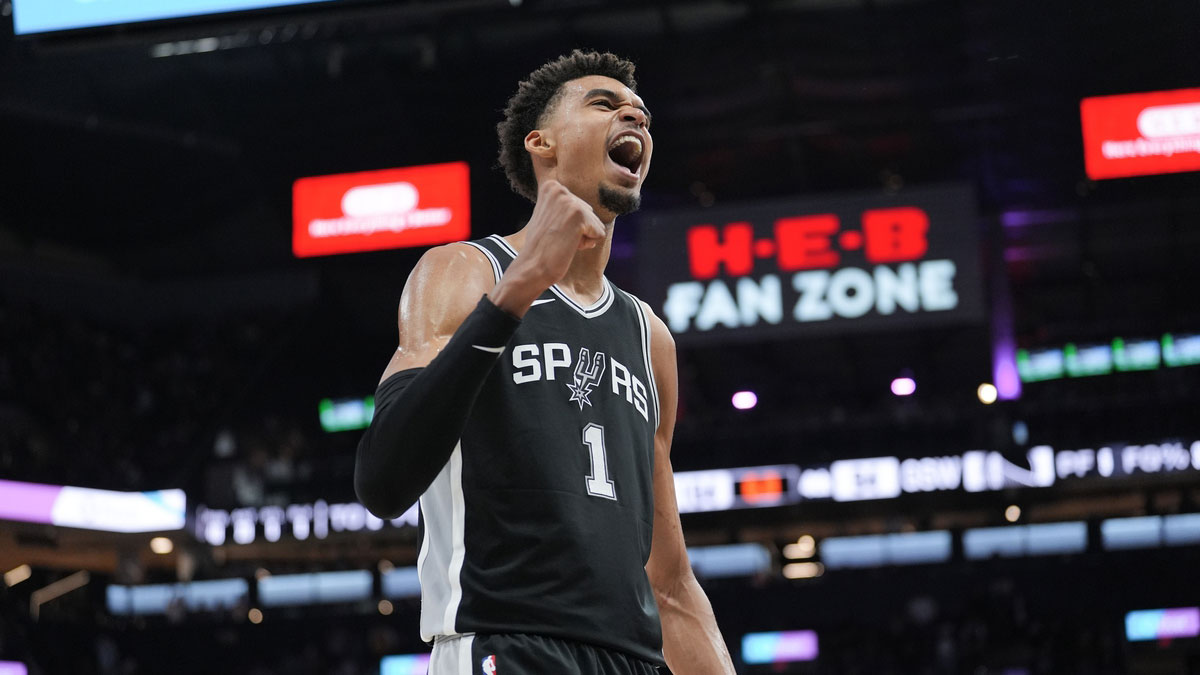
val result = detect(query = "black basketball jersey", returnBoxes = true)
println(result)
[416,234,665,665]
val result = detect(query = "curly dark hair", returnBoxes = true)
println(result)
[497,50,638,202]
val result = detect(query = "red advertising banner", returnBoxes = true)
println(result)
[1081,88,1200,180]
[638,185,983,344]
[293,162,470,258]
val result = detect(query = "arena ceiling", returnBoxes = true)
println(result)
[1,0,1196,281]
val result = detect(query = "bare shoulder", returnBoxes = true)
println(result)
[403,241,495,302]
[384,242,496,376]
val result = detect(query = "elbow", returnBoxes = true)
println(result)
[650,566,692,610]
[649,552,705,614]
[354,463,412,520]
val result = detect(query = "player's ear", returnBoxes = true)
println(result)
[525,129,555,159]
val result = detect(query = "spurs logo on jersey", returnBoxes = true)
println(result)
[511,342,649,421]
[567,347,605,409]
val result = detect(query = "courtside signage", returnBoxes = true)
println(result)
[639,185,983,343]
[1081,88,1200,180]
[292,162,470,258]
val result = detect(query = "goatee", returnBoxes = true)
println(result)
[598,185,641,216]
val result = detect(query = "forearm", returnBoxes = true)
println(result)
[657,571,735,674]
[354,296,519,518]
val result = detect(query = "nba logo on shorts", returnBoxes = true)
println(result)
[481,654,497,674]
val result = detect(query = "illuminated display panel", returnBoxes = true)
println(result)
[293,162,470,258]
[1017,333,1199,382]
[0,479,185,533]
[193,438,1200,545]
[12,0,333,35]
[319,396,375,432]
[638,184,984,344]
[380,654,431,675]
[1125,607,1200,642]
[742,631,819,665]
[107,579,249,615]
[1081,88,1200,180]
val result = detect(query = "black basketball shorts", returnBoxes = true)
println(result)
[428,633,661,675]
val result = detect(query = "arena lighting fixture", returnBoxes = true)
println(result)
[1005,505,1022,522]
[731,390,758,410]
[890,377,916,396]
[977,383,998,404]
[248,608,263,624]
[254,568,271,580]
[4,565,32,587]
[782,562,824,579]
[782,535,816,560]
[148,537,174,555]
[378,599,394,616]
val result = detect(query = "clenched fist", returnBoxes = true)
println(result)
[490,179,608,316]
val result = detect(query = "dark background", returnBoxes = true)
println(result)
[1,0,1199,673]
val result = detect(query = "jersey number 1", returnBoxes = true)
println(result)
[582,423,616,500]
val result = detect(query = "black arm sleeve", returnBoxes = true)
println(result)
[354,295,521,518]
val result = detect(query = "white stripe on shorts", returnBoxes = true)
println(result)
[428,634,475,675]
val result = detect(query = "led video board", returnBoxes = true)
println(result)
[638,184,984,344]
[1126,607,1200,642]
[12,0,333,35]
[1018,333,1200,383]
[319,396,375,432]
[293,162,470,258]
[380,654,430,675]
[0,479,185,533]
[742,631,819,665]
[193,437,1200,545]
[1082,88,1200,180]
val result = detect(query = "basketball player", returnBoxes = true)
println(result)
[355,51,735,674]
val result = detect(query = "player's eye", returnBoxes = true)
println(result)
[592,99,616,109]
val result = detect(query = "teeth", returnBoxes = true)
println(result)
[608,135,642,153]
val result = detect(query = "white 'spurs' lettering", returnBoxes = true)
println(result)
[510,342,649,422]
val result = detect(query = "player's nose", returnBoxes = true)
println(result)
[621,105,647,127]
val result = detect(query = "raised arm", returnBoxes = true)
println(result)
[354,179,608,518]
[642,306,735,674]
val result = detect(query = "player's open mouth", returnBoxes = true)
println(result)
[607,131,644,176]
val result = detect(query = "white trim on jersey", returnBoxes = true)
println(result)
[624,290,661,430]
[486,235,616,319]
[462,240,503,285]
[442,445,468,634]
[417,442,468,642]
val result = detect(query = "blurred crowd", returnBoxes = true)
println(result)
[0,294,357,506]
